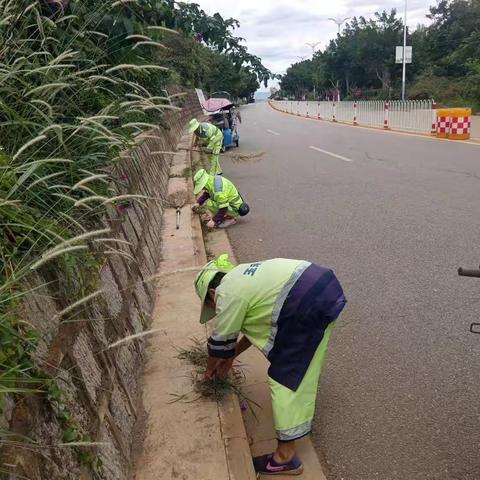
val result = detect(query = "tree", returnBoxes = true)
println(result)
[278,0,480,108]
[280,60,314,98]
[64,0,271,99]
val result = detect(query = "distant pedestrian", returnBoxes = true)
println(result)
[192,169,249,229]
[229,106,242,130]
[194,255,346,476]
[189,119,224,175]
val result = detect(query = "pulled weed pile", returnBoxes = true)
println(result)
[175,338,260,417]
[225,150,266,163]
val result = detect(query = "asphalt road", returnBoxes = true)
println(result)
[221,102,480,480]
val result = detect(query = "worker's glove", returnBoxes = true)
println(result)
[206,219,216,229]
[204,148,213,154]
[191,203,201,213]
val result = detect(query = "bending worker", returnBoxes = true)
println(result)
[192,169,249,229]
[194,254,346,476]
[189,119,224,175]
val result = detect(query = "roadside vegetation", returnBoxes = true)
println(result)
[277,0,480,110]
[0,0,269,464]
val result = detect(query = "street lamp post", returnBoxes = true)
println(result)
[328,17,351,34]
[306,42,321,100]
[402,0,408,101]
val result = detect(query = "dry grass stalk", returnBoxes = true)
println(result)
[106,329,163,350]
[53,289,105,321]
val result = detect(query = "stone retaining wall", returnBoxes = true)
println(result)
[0,91,202,480]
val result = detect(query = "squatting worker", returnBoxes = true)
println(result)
[192,169,250,229]
[189,118,223,175]
[194,254,346,476]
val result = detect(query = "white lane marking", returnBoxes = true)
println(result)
[267,129,280,136]
[309,146,353,162]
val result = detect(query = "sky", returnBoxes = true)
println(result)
[194,0,435,92]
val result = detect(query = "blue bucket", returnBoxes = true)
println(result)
[223,128,233,147]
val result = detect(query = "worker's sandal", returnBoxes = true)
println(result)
[252,453,304,476]
[217,218,237,229]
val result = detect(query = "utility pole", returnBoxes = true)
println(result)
[305,42,321,55]
[306,42,321,100]
[328,17,351,34]
[402,0,408,101]
[326,18,350,101]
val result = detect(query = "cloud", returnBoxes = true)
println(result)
[248,5,328,26]
[196,0,434,89]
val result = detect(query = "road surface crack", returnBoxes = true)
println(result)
[364,151,398,167]
[433,167,480,181]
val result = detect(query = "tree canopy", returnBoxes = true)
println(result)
[62,0,271,100]
[278,0,480,109]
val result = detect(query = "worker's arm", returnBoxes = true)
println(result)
[196,191,210,206]
[205,336,252,379]
[207,128,223,154]
[212,207,228,225]
[205,292,248,379]
[211,193,229,224]
[206,130,215,152]
[235,336,252,357]
[205,356,235,380]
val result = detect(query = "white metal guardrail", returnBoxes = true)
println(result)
[271,100,436,134]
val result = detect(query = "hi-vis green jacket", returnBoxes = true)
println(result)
[198,122,223,154]
[205,175,243,210]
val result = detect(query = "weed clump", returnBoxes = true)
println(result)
[174,338,260,416]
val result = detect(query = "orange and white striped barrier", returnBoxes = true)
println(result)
[431,101,437,134]
[436,108,471,140]
[269,100,469,138]
[384,102,390,129]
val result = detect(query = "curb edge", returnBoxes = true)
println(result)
[188,145,256,480]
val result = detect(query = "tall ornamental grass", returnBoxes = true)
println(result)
[0,0,176,431]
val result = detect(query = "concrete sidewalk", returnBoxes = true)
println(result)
[134,134,255,480]
[135,139,332,480]
[205,231,329,480]
[471,115,480,140]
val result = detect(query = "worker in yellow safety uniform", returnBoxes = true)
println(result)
[192,169,250,229]
[189,119,224,175]
[194,254,346,476]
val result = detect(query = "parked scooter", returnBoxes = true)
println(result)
[458,265,480,334]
